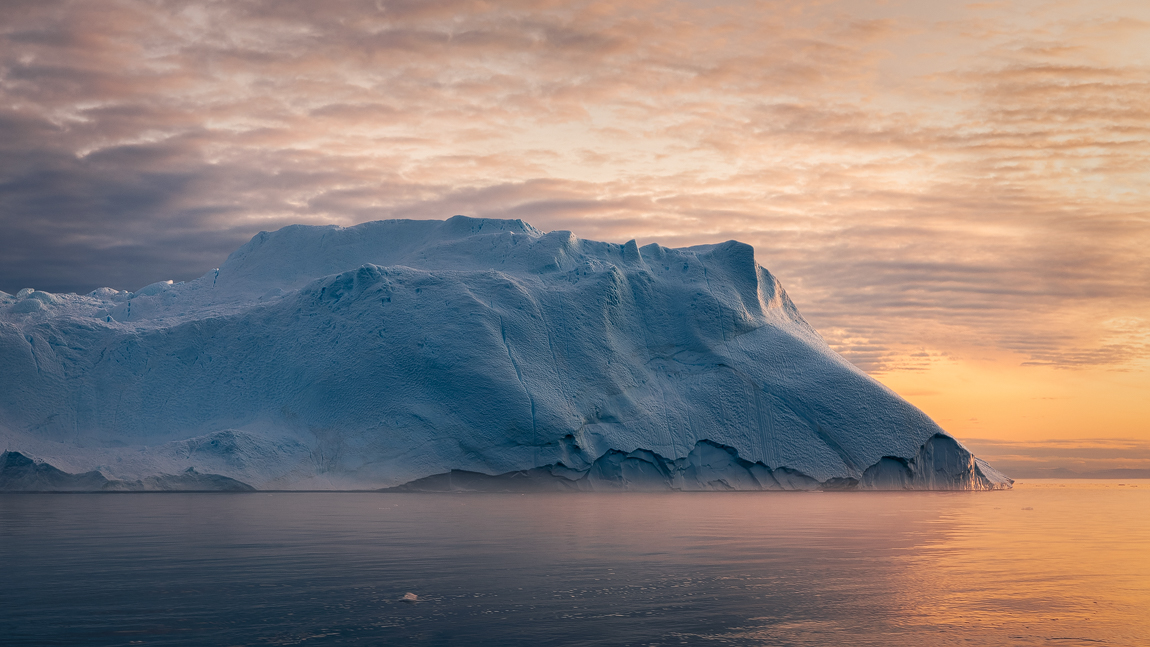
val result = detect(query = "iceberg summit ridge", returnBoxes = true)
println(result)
[0,216,1011,491]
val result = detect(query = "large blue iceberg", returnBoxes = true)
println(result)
[0,217,1010,491]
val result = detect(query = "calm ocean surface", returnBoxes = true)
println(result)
[2,481,1147,646]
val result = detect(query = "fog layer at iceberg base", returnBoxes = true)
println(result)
[0,217,1011,492]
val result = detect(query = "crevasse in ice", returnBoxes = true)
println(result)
[0,217,1011,491]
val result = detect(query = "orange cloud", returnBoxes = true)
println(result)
[1,0,1147,440]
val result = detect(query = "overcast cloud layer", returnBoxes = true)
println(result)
[959,437,1150,478]
[2,0,1148,378]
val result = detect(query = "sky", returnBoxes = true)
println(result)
[1,0,1147,475]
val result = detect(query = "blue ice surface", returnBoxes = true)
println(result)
[0,217,1010,490]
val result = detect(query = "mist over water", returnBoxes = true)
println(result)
[2,482,1147,646]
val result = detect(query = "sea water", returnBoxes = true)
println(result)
[1,480,1147,646]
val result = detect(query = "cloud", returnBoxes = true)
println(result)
[960,437,1150,478]
[0,0,1148,375]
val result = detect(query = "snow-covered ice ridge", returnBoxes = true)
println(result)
[0,216,1011,491]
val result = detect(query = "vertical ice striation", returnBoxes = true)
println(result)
[0,217,1011,490]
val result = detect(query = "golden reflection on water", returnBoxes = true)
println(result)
[897,480,1150,646]
[694,481,1150,646]
[1,482,1146,645]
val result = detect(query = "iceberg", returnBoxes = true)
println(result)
[0,216,1011,491]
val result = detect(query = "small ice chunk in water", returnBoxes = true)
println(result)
[401,592,418,603]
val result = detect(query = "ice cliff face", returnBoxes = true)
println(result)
[0,216,1011,491]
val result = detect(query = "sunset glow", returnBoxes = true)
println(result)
[2,0,1147,461]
